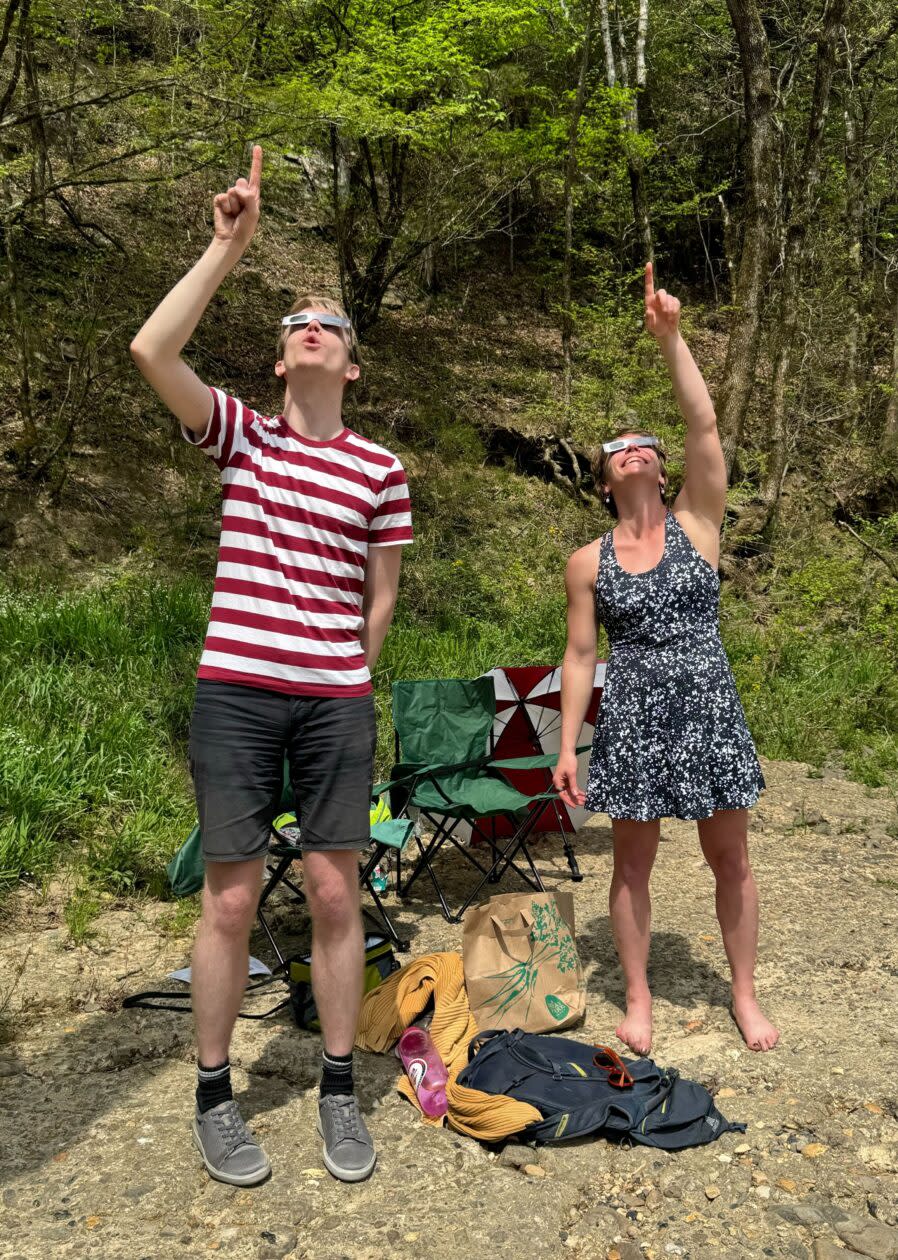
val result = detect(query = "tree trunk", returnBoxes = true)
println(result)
[842,99,864,426]
[561,0,597,427]
[884,273,898,456]
[599,0,653,262]
[759,0,846,520]
[628,0,653,261]
[718,194,738,295]
[718,0,776,479]
[2,222,39,469]
[0,0,30,126]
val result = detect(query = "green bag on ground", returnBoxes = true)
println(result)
[288,935,400,1031]
[166,824,205,897]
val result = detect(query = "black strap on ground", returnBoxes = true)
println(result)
[122,973,290,1020]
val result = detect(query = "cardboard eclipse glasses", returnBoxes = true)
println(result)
[281,311,351,332]
[602,435,660,455]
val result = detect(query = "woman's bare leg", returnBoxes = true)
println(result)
[698,808,779,1051]
[609,818,660,1055]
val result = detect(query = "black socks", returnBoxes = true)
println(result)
[320,1050,354,1098]
[196,1060,233,1114]
[197,1051,353,1109]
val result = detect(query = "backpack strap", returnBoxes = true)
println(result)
[122,975,290,1020]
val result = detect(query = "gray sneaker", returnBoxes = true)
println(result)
[317,1094,377,1182]
[192,1100,271,1186]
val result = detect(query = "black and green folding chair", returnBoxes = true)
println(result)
[255,808,413,961]
[380,677,586,924]
[166,773,414,963]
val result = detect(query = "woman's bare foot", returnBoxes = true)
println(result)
[615,994,653,1056]
[731,992,779,1051]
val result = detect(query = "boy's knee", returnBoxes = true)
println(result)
[203,881,258,938]
[306,875,359,930]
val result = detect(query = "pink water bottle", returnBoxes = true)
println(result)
[397,1027,449,1118]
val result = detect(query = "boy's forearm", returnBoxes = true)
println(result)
[658,332,716,432]
[361,598,398,675]
[131,239,242,363]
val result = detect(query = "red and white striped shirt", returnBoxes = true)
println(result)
[182,388,413,697]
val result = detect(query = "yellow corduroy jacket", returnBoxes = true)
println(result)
[355,950,541,1142]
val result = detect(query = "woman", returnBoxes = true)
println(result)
[553,263,778,1055]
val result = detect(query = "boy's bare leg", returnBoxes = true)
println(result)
[190,854,270,1186]
[303,850,365,1055]
[698,809,779,1051]
[303,849,374,1182]
[192,856,266,1065]
[609,819,660,1055]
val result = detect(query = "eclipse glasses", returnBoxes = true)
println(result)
[601,435,660,455]
[281,311,351,331]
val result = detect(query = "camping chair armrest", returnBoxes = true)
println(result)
[374,753,495,801]
[491,743,591,772]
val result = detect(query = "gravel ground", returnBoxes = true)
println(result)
[1,758,897,1260]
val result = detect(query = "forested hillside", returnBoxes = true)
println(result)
[0,0,896,901]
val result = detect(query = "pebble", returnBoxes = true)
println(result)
[773,1204,826,1227]
[498,1143,532,1170]
[814,1242,848,1260]
[859,1145,896,1173]
[523,1164,547,1178]
[834,1214,898,1260]
[802,1143,828,1159]
[705,1185,720,1201]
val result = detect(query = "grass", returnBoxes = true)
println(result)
[1,533,895,904]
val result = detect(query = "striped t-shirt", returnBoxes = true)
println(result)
[182,388,413,697]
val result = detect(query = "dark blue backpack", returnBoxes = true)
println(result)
[457,1029,745,1149]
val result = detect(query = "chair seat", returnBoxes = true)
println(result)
[408,772,553,821]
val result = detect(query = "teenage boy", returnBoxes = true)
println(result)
[130,146,412,1186]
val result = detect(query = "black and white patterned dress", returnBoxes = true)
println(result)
[584,512,765,821]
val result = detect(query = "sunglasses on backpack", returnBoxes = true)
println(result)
[592,1044,635,1088]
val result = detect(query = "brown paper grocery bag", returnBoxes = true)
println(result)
[462,890,585,1033]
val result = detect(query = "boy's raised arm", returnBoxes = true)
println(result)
[130,146,263,434]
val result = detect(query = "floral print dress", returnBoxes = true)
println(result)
[584,512,765,821]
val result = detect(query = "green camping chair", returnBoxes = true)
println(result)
[166,770,414,961]
[380,677,578,924]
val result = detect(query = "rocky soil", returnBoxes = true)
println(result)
[1,758,897,1260]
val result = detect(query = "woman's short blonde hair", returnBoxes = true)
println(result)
[277,294,360,366]
[592,426,668,518]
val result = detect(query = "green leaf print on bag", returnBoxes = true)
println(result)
[480,899,578,1021]
[545,994,570,1021]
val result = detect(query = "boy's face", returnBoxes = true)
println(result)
[275,313,360,388]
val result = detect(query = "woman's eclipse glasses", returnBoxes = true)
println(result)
[602,435,660,455]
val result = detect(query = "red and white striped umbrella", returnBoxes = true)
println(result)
[482,663,605,835]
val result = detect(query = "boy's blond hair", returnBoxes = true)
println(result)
[277,294,360,366]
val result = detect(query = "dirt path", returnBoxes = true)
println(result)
[1,759,897,1260]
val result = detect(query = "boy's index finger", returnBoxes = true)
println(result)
[644,261,654,302]
[248,145,263,191]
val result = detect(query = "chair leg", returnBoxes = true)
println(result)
[548,799,582,881]
[398,824,457,923]
[363,881,410,952]
[255,905,288,972]
[357,845,410,952]
[452,808,548,923]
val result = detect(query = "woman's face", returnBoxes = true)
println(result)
[604,434,664,494]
